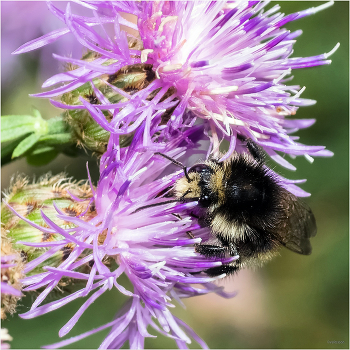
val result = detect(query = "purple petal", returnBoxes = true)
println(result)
[12,27,70,54]
[42,319,121,349]
[1,282,22,297]
[20,280,106,319]
[59,284,109,337]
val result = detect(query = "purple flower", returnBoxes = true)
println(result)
[7,2,337,348]
[1,254,23,349]
[14,125,236,348]
[1,255,22,298]
[15,1,337,169]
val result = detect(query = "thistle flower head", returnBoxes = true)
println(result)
[15,1,337,168]
[1,237,23,320]
[0,254,22,299]
[1,173,95,276]
[1,200,24,350]
[12,125,236,348]
[7,2,338,348]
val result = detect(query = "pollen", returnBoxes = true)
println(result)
[158,16,178,33]
[141,49,154,63]
[98,229,108,245]
[162,64,183,72]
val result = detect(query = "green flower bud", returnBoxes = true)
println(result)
[61,59,158,153]
[1,173,97,309]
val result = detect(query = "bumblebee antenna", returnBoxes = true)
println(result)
[133,199,180,213]
[154,152,191,182]
[133,194,198,213]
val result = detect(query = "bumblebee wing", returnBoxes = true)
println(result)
[276,191,317,255]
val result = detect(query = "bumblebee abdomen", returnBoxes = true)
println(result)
[236,228,280,257]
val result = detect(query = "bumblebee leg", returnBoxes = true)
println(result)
[186,231,195,239]
[188,211,210,229]
[228,242,238,257]
[205,264,239,277]
[195,244,226,258]
[216,236,239,257]
[246,139,265,163]
[189,212,200,219]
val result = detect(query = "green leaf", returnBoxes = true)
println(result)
[1,115,36,129]
[1,137,28,166]
[12,133,41,158]
[38,133,74,146]
[1,138,25,158]
[1,113,48,143]
[30,146,56,155]
[1,115,37,142]
[31,107,41,119]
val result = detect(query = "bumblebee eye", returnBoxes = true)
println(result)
[199,194,212,208]
[188,164,211,174]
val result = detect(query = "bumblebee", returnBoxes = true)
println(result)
[154,139,317,277]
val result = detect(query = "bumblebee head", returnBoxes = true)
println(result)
[187,163,219,208]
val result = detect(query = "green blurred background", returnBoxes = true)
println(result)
[1,1,348,349]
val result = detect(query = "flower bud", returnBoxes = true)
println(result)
[59,49,178,153]
[1,237,23,319]
[1,173,97,312]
